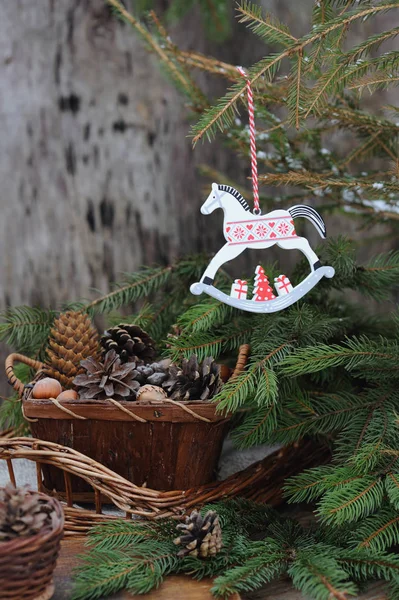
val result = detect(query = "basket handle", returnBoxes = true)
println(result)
[231,344,250,379]
[5,353,44,396]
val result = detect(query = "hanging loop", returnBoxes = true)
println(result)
[236,66,261,216]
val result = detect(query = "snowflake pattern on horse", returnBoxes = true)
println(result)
[226,216,297,245]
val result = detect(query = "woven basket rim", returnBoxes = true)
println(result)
[17,346,251,422]
[25,396,221,406]
[0,492,64,555]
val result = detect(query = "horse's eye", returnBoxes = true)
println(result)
[213,195,215,198]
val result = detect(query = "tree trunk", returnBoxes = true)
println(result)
[0,0,319,310]
[1,1,192,307]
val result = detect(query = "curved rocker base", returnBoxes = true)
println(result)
[190,266,335,313]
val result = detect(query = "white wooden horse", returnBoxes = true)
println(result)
[197,183,326,286]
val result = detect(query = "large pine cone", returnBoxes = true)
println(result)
[174,510,223,558]
[100,325,156,364]
[73,349,140,401]
[44,311,101,388]
[163,355,222,401]
[0,484,56,541]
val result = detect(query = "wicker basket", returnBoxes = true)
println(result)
[0,492,64,600]
[0,436,330,525]
[6,346,249,496]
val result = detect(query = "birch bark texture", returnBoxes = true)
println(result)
[0,0,214,308]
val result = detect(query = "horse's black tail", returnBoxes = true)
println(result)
[288,205,326,239]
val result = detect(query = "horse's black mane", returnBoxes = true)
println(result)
[218,185,250,211]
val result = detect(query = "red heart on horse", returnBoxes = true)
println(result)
[270,232,277,238]
[269,222,275,228]
[226,226,231,232]
[246,224,253,230]
[248,234,255,241]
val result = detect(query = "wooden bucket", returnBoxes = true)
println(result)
[5,346,249,496]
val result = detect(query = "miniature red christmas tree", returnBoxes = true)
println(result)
[252,265,276,302]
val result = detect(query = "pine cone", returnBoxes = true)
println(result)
[163,355,222,401]
[100,325,156,364]
[174,510,222,558]
[132,359,171,387]
[73,350,140,401]
[0,484,56,541]
[44,311,101,389]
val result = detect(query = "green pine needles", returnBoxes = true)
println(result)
[72,499,399,599]
[2,1,399,598]
[110,0,399,221]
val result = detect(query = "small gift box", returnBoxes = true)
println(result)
[274,274,293,296]
[230,279,248,300]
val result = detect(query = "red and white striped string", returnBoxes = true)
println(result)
[237,66,260,215]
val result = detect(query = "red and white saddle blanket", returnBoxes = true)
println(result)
[225,216,297,245]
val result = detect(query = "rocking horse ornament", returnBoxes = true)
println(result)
[190,67,335,313]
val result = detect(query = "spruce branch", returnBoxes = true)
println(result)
[0,306,56,353]
[316,477,385,525]
[280,337,399,378]
[385,472,399,510]
[211,540,287,597]
[288,548,357,600]
[237,2,297,47]
[86,266,173,314]
[107,0,207,109]
[304,27,399,116]
[192,0,399,141]
[352,506,399,552]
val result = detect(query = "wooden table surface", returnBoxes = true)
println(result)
[53,538,387,600]
[53,537,241,600]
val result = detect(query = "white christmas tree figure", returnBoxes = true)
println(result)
[252,265,276,302]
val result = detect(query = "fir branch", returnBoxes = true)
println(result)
[312,1,335,26]
[176,301,236,334]
[166,318,254,362]
[280,337,399,378]
[385,472,399,510]
[276,391,367,446]
[0,393,29,435]
[84,520,176,551]
[86,266,173,314]
[231,403,278,448]
[237,2,297,47]
[191,52,284,143]
[107,0,207,109]
[316,477,385,525]
[284,464,365,504]
[353,73,399,94]
[304,27,399,116]
[352,506,399,552]
[192,0,399,141]
[72,541,178,600]
[260,172,399,197]
[211,539,287,597]
[0,306,56,353]
[289,548,357,600]
[214,341,292,413]
[176,49,239,80]
[106,302,155,330]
